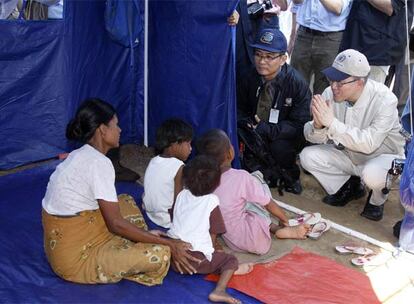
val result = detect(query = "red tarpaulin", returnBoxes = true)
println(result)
[206,247,380,304]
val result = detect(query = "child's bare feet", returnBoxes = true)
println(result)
[234,262,254,275]
[209,289,241,304]
[275,224,310,239]
[213,239,224,252]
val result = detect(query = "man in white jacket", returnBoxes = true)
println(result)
[300,49,405,221]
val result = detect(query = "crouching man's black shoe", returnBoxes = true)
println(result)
[393,220,402,238]
[361,191,384,221]
[284,180,303,195]
[323,176,366,207]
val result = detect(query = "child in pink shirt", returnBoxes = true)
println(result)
[197,129,309,255]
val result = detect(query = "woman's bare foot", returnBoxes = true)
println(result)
[275,224,310,239]
[234,262,254,275]
[209,289,241,304]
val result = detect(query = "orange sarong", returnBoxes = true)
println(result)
[42,194,170,286]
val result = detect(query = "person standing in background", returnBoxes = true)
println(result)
[339,0,413,84]
[290,0,352,94]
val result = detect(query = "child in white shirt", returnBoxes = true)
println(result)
[142,119,193,228]
[168,155,253,304]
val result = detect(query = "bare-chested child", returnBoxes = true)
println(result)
[168,155,253,304]
[197,129,310,255]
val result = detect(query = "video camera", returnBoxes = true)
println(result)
[389,158,405,176]
[247,0,273,17]
[382,158,405,194]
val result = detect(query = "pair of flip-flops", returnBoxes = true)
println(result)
[307,220,331,240]
[288,212,321,226]
[335,245,374,255]
[350,254,384,267]
[289,213,331,240]
[335,244,380,267]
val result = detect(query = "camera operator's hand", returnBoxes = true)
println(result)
[227,10,239,26]
[245,115,260,129]
[254,115,267,136]
[264,0,281,14]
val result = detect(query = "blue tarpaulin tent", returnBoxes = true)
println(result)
[0,0,239,169]
[0,1,249,302]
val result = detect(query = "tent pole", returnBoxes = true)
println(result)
[144,0,149,146]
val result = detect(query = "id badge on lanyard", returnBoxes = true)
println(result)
[269,109,279,124]
[269,91,281,124]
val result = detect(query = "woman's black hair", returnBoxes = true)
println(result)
[196,129,231,165]
[66,98,116,143]
[183,155,221,196]
[154,118,193,155]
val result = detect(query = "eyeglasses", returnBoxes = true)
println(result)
[328,78,359,88]
[254,52,283,62]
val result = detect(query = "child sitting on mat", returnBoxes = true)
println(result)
[196,129,310,255]
[168,155,253,304]
[142,118,193,228]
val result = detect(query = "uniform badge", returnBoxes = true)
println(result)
[260,32,274,45]
[337,54,346,63]
[284,98,292,107]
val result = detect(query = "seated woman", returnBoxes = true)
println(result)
[42,98,198,286]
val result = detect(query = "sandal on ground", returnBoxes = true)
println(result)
[288,212,321,226]
[335,245,374,256]
[307,220,331,240]
[351,254,384,267]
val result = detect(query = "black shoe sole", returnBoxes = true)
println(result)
[360,212,383,221]
[323,188,366,207]
[284,187,302,195]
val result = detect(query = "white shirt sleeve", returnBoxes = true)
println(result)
[304,120,329,144]
[327,101,398,154]
[91,158,118,202]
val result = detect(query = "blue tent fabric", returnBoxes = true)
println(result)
[401,69,414,137]
[0,0,240,170]
[399,69,414,253]
[0,1,144,169]
[399,140,414,252]
[105,0,142,49]
[0,161,259,303]
[148,0,240,161]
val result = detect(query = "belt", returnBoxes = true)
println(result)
[299,26,343,36]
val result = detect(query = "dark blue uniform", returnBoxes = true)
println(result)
[237,64,311,182]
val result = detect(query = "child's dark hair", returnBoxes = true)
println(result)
[154,119,193,155]
[183,155,221,196]
[196,129,231,165]
[66,98,116,143]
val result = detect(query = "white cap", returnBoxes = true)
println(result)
[322,49,370,81]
